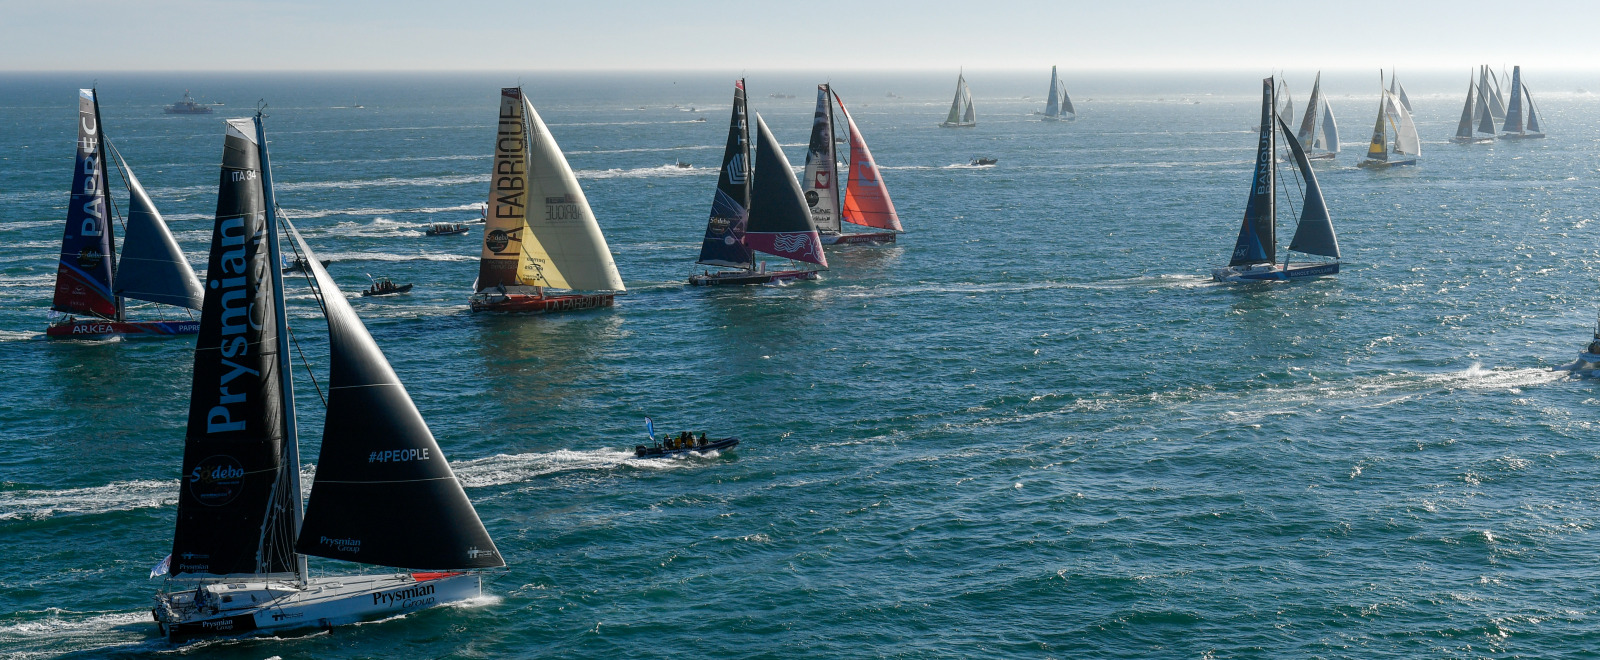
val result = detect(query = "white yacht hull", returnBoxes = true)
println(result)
[154,572,480,642]
[1212,261,1340,282]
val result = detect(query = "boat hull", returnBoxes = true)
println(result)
[820,231,897,246]
[939,123,976,128]
[155,572,480,643]
[1500,132,1546,140]
[635,437,740,458]
[1357,158,1417,169]
[688,270,819,286]
[1452,136,1497,144]
[470,292,614,313]
[45,319,200,338]
[1212,262,1340,282]
[1305,152,1338,160]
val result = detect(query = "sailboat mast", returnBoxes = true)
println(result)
[824,84,841,215]
[1270,79,1279,268]
[253,113,308,585]
[89,89,126,323]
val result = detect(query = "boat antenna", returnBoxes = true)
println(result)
[255,99,269,119]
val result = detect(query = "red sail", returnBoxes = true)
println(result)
[835,94,902,232]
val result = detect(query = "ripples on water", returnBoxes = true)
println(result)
[3,71,1600,657]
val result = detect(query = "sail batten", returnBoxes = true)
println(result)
[836,93,902,232]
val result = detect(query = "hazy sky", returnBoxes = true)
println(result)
[5,0,1600,72]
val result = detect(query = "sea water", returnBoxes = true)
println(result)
[3,70,1600,657]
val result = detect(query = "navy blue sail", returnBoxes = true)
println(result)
[1229,77,1276,267]
[697,79,755,268]
[1279,117,1339,260]
[171,119,296,577]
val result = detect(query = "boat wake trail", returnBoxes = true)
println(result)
[453,447,701,488]
[0,608,154,660]
[0,479,176,521]
[573,164,713,180]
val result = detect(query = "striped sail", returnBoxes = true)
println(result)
[515,95,625,292]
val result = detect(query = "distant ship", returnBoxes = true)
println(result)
[163,90,213,114]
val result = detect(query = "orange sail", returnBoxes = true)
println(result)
[834,94,902,232]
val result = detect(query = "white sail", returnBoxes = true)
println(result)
[1384,91,1421,157]
[960,77,975,123]
[516,96,625,292]
[1320,100,1339,153]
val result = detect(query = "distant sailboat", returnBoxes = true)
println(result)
[803,84,902,246]
[470,87,625,313]
[47,88,203,338]
[1294,72,1340,160]
[940,70,977,128]
[1557,314,1600,376]
[1500,65,1547,140]
[1212,76,1340,282]
[1479,65,1507,124]
[1040,66,1075,121]
[1453,74,1496,144]
[690,79,828,286]
[1389,72,1413,113]
[1251,77,1293,131]
[152,113,501,642]
[1358,71,1421,169]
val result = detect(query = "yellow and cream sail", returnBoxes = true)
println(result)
[514,96,624,292]
[478,88,624,294]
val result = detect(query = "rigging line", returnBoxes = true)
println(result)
[275,209,327,406]
[102,138,131,233]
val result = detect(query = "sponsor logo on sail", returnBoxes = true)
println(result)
[804,191,819,207]
[725,154,747,185]
[368,448,431,463]
[485,229,512,253]
[467,546,497,560]
[76,247,103,269]
[320,536,361,553]
[188,455,246,506]
[545,195,580,223]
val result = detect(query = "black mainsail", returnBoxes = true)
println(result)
[110,147,204,310]
[172,119,296,578]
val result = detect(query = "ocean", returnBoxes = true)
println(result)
[3,69,1600,658]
